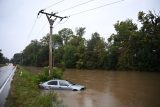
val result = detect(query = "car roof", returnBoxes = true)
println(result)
[48,79,68,81]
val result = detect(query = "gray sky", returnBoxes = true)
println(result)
[0,0,159,59]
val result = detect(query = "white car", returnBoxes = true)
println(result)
[39,79,86,91]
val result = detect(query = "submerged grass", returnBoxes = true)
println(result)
[5,66,66,107]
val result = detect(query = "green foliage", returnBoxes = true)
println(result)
[10,53,22,64]
[58,28,73,45]
[113,19,138,70]
[107,46,119,70]
[38,67,64,83]
[0,49,9,64]
[63,45,78,68]
[106,11,160,71]
[85,32,107,69]
[136,11,160,71]
[75,27,86,37]
[52,67,64,79]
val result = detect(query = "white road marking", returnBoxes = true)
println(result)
[0,66,16,94]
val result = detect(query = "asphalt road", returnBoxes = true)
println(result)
[0,65,16,107]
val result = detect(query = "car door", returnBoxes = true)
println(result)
[59,80,72,90]
[47,80,59,89]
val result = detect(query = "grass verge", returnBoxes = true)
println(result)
[5,66,65,107]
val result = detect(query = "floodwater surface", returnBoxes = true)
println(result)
[55,69,160,107]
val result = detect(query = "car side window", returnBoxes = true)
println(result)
[48,81,57,85]
[59,81,69,86]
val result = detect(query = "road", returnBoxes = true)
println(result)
[0,65,16,107]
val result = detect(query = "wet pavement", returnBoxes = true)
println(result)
[0,65,16,107]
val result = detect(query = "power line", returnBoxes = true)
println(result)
[27,17,38,39]
[38,22,48,34]
[29,0,124,41]
[69,0,125,16]
[59,0,95,13]
[35,21,48,39]
[44,0,65,10]
[26,0,65,43]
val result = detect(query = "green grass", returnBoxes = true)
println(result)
[5,66,66,107]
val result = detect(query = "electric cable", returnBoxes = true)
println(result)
[59,0,95,13]
[44,0,65,10]
[27,17,38,39]
[35,21,48,39]
[34,0,125,40]
[69,0,125,16]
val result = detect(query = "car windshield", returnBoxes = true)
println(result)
[67,81,75,85]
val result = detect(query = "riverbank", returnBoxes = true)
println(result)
[5,66,65,107]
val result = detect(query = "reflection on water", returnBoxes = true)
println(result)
[47,69,160,107]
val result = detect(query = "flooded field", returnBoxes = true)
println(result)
[52,69,160,107]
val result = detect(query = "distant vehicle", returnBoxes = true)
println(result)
[39,79,86,91]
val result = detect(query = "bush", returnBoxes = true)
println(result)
[38,67,64,83]
[52,67,64,79]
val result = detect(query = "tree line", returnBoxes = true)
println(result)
[0,49,9,64]
[11,11,160,71]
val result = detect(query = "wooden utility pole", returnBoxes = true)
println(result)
[38,10,67,75]
[46,13,55,74]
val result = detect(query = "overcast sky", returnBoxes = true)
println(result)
[0,0,159,59]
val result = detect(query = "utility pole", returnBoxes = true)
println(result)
[38,10,67,75]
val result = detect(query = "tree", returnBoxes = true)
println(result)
[106,11,160,71]
[114,19,138,70]
[22,40,41,66]
[75,27,86,37]
[85,32,106,69]
[11,53,22,64]
[107,19,139,70]
[0,49,3,63]
[53,34,63,67]
[0,49,9,64]
[63,45,78,68]
[136,11,160,71]
[58,28,73,45]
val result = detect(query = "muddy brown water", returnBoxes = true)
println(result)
[49,69,160,107]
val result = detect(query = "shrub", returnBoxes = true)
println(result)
[37,67,64,83]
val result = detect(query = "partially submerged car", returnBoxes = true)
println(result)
[39,79,86,91]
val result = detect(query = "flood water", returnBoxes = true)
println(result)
[55,69,160,107]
